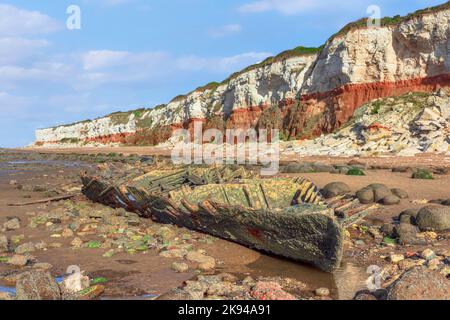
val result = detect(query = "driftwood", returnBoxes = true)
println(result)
[7,194,79,207]
[80,166,377,272]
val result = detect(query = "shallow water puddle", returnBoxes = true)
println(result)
[246,254,369,300]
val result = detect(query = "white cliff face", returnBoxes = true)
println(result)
[303,9,450,93]
[35,116,136,143]
[36,54,316,143]
[35,5,450,146]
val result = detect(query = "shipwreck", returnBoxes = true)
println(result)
[81,164,376,272]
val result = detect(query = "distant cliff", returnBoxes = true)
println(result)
[35,2,450,147]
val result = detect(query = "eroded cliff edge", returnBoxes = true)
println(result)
[35,3,450,150]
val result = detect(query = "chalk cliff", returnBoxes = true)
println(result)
[35,2,450,149]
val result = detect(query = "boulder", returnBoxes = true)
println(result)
[395,223,423,245]
[398,209,419,220]
[311,163,334,173]
[381,195,401,206]
[367,184,392,203]
[16,271,61,300]
[387,267,450,300]
[356,187,374,204]
[321,182,351,199]
[416,206,450,231]
[283,163,314,173]
[391,188,409,199]
[441,199,450,206]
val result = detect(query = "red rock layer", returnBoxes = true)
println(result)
[84,132,134,144]
[300,73,450,133]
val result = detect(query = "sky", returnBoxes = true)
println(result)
[0,0,445,147]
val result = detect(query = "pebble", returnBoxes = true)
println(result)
[7,254,32,267]
[172,262,189,273]
[71,237,83,248]
[15,242,36,254]
[4,218,21,231]
[389,254,405,264]
[315,287,330,297]
[421,249,436,261]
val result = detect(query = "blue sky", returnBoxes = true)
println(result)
[0,0,445,147]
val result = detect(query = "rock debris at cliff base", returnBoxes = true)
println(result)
[284,90,450,157]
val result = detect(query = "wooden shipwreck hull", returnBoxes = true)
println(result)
[81,166,376,272]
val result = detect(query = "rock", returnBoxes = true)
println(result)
[159,248,188,259]
[392,166,412,173]
[356,187,374,204]
[420,249,436,261]
[391,188,409,199]
[71,237,83,248]
[157,226,177,243]
[354,291,378,300]
[199,259,216,272]
[186,251,216,271]
[416,205,450,231]
[15,242,36,254]
[399,214,414,225]
[346,167,366,176]
[387,267,450,300]
[380,223,395,237]
[60,272,90,294]
[283,163,314,173]
[251,281,296,300]
[0,234,9,253]
[398,209,419,225]
[315,287,330,297]
[389,254,405,263]
[61,228,74,238]
[3,218,20,231]
[381,195,400,206]
[427,258,440,270]
[172,262,189,273]
[16,271,61,300]
[442,199,450,206]
[321,182,351,199]
[8,254,32,267]
[311,163,334,173]
[412,169,433,180]
[395,223,423,245]
[368,184,392,203]
[398,259,417,271]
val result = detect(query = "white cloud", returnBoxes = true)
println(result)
[82,50,130,70]
[208,24,242,38]
[0,4,60,36]
[0,38,50,65]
